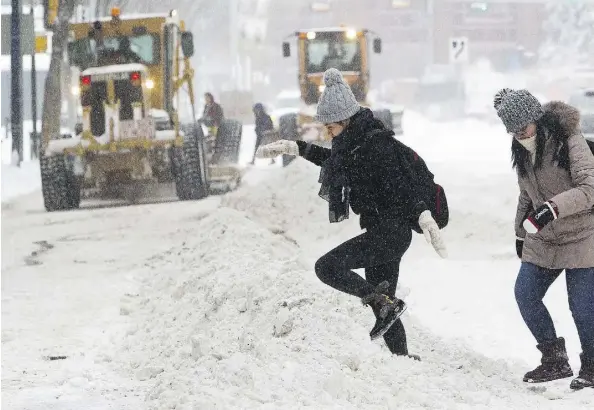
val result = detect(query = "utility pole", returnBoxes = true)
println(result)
[11,0,24,166]
[30,4,38,159]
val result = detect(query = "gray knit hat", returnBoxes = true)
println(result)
[493,88,544,134]
[314,68,361,124]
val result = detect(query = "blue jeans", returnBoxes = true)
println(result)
[514,262,594,358]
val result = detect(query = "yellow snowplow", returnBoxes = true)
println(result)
[278,26,404,163]
[40,7,242,211]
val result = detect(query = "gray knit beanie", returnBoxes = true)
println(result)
[314,68,361,124]
[493,88,544,134]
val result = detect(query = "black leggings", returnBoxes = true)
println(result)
[314,223,413,355]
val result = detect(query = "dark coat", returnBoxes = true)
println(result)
[203,102,224,128]
[296,108,430,229]
[254,112,274,140]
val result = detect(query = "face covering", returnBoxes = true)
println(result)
[516,135,536,163]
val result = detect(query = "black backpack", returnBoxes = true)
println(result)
[392,138,450,234]
[363,129,449,233]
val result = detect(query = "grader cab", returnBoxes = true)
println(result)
[278,27,403,164]
[40,7,242,211]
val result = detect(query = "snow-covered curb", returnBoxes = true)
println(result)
[1,160,41,203]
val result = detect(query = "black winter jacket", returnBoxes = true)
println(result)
[255,113,274,139]
[296,108,429,229]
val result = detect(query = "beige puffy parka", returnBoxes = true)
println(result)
[515,101,594,269]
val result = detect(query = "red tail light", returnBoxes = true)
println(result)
[130,71,141,86]
[80,75,91,92]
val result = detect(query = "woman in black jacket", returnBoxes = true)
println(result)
[256,69,448,358]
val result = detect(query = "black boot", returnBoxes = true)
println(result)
[523,337,573,383]
[362,281,407,341]
[570,353,594,390]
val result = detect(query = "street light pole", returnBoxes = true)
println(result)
[30,4,38,159]
[11,0,24,165]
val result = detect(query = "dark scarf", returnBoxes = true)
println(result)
[318,108,383,223]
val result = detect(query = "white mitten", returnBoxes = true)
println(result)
[256,140,299,159]
[418,210,448,258]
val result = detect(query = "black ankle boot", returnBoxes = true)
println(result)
[523,337,573,383]
[570,353,594,390]
[362,281,407,341]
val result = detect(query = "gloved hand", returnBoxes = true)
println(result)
[256,140,299,158]
[523,201,558,234]
[418,210,448,258]
[516,237,524,259]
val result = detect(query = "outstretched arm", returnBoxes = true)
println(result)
[295,141,331,167]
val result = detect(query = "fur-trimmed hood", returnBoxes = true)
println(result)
[542,101,581,137]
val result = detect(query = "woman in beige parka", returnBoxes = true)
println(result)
[494,88,594,390]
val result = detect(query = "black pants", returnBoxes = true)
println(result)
[314,223,413,355]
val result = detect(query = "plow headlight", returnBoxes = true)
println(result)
[306,31,316,40]
[346,29,357,40]
[318,85,326,93]
[145,79,155,89]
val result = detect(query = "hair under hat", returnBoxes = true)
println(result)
[314,68,361,124]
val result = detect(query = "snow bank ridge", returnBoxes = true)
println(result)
[114,207,582,410]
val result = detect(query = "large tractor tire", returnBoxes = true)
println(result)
[40,152,81,212]
[279,113,299,167]
[212,119,242,165]
[171,125,209,201]
[373,109,393,131]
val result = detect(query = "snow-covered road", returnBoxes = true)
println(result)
[1,191,222,408]
[2,115,592,409]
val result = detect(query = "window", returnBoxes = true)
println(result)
[69,33,160,70]
[306,32,362,73]
[100,34,157,64]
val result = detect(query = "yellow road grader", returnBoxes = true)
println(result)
[40,7,242,211]
[278,26,404,165]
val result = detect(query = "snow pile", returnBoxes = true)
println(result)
[222,158,361,246]
[117,207,587,409]
[1,160,41,203]
[220,123,592,405]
